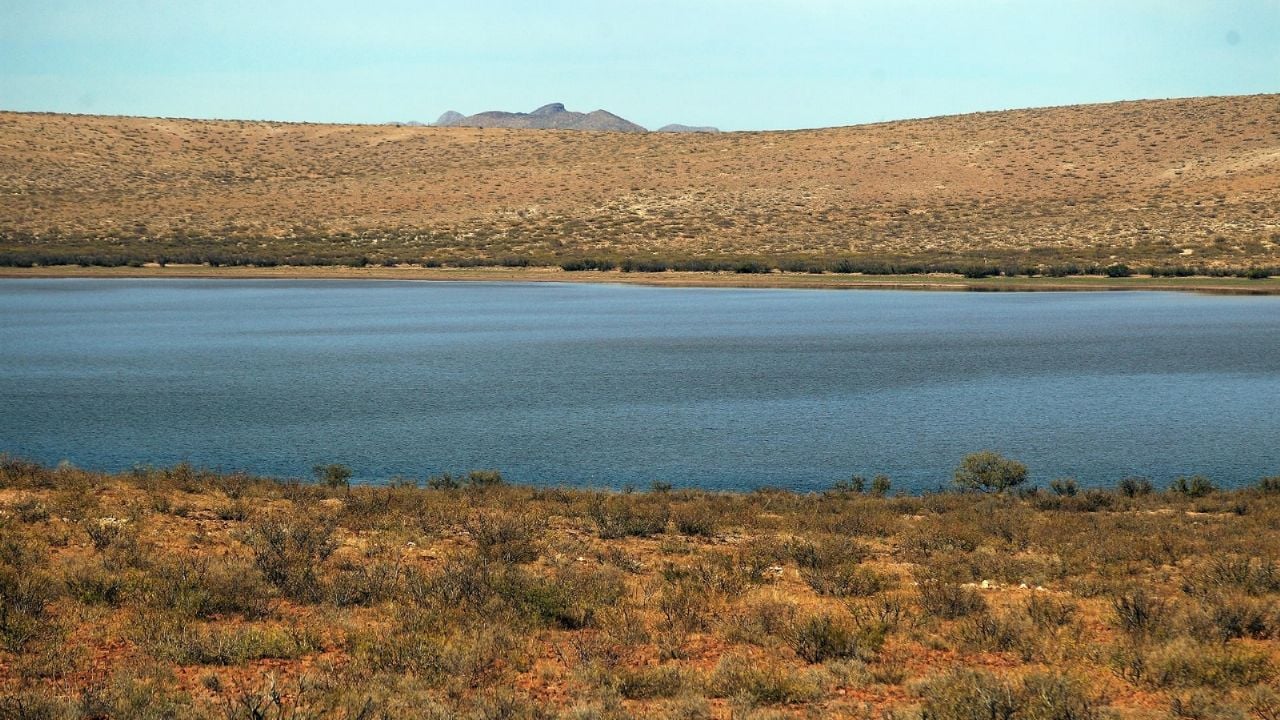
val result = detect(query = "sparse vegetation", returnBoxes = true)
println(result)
[2,454,1280,717]
[3,95,1280,278]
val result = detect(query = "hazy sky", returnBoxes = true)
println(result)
[2,0,1277,130]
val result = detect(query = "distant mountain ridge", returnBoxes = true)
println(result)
[434,103,718,133]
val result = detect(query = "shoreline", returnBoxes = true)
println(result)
[2,264,1280,294]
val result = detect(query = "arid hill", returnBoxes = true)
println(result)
[435,103,648,133]
[0,94,1278,271]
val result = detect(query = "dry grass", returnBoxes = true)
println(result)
[2,94,1279,272]
[3,456,1280,718]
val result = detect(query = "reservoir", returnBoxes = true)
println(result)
[1,279,1277,492]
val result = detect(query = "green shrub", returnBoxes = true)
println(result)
[1118,476,1154,497]
[672,505,717,538]
[1147,638,1274,689]
[954,452,1029,493]
[1113,590,1169,639]
[1171,475,1218,498]
[615,664,690,699]
[919,670,1102,720]
[242,515,337,603]
[918,580,987,620]
[800,565,888,597]
[312,463,352,490]
[710,653,823,704]
[590,497,670,539]
[466,510,546,563]
[789,614,875,663]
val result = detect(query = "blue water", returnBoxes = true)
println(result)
[1,279,1277,492]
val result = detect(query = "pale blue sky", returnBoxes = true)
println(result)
[2,1,1277,130]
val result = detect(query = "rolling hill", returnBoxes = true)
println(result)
[1,95,1278,273]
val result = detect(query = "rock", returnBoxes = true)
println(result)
[432,104,647,132]
[656,124,721,133]
[434,111,466,127]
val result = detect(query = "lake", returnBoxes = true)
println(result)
[1,279,1277,492]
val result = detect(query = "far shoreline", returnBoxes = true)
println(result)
[2,264,1280,295]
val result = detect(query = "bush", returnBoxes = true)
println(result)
[672,504,717,538]
[1113,590,1169,639]
[1106,263,1133,278]
[1049,478,1078,497]
[242,516,337,602]
[800,565,888,597]
[919,670,1102,720]
[954,452,1029,493]
[710,653,823,704]
[465,510,545,563]
[614,665,689,699]
[590,497,670,539]
[1118,476,1154,497]
[1171,475,1218,498]
[918,579,987,620]
[789,614,874,663]
[312,463,352,490]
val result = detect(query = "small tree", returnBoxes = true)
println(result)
[312,463,352,491]
[954,451,1028,493]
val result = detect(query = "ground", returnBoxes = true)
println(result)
[2,94,1279,273]
[3,458,1280,719]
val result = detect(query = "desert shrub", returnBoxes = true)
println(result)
[312,463,353,490]
[426,472,462,490]
[789,614,876,664]
[62,560,128,606]
[1171,475,1218,498]
[466,510,546,563]
[1194,592,1277,641]
[954,452,1029,493]
[242,515,337,602]
[614,665,690,700]
[1118,476,1154,497]
[918,579,987,620]
[1258,477,1280,494]
[12,498,50,523]
[511,563,626,629]
[672,504,717,538]
[0,534,60,653]
[801,565,889,597]
[590,497,670,539]
[1048,478,1078,497]
[919,670,1101,720]
[786,535,869,570]
[329,555,404,607]
[84,517,134,552]
[0,690,72,720]
[1146,638,1274,689]
[723,597,798,645]
[918,669,1019,720]
[1024,594,1077,629]
[870,474,892,496]
[1197,556,1280,596]
[1019,672,1105,720]
[656,580,713,634]
[954,612,1034,658]
[710,653,823,704]
[465,470,506,488]
[142,619,321,665]
[849,595,913,635]
[146,557,270,618]
[1113,589,1170,639]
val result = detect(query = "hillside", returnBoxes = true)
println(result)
[1,95,1278,272]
